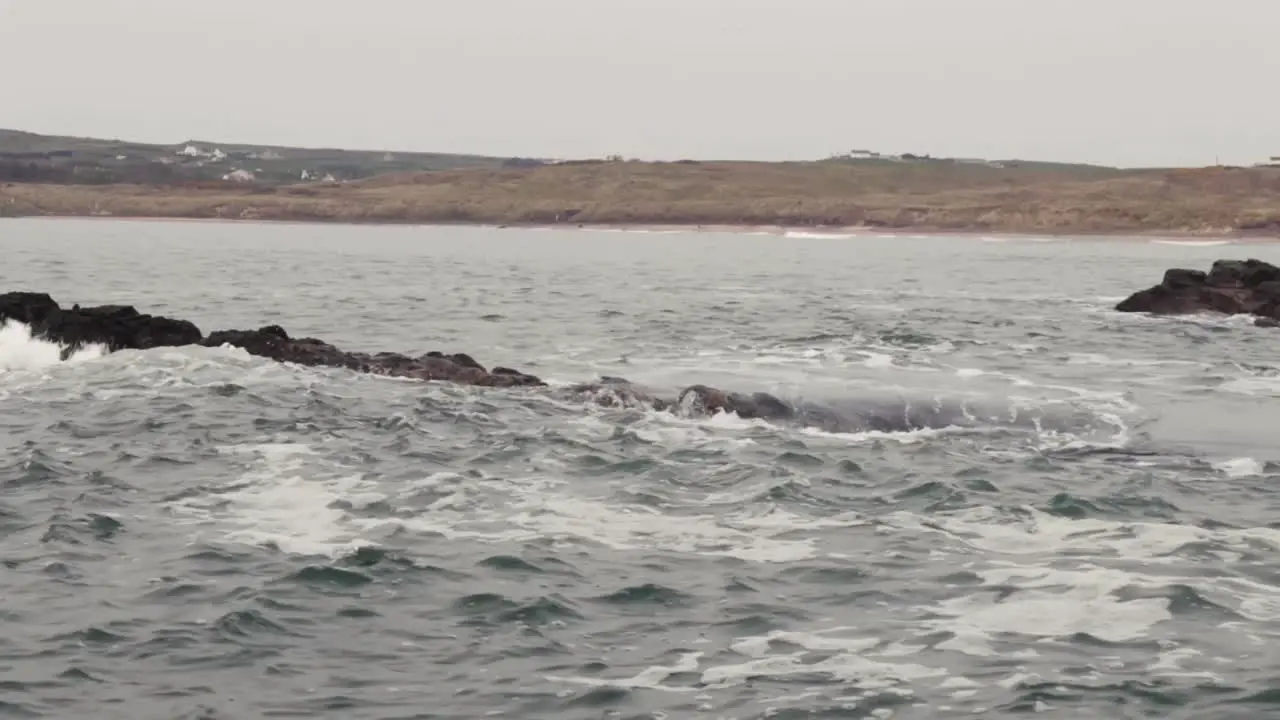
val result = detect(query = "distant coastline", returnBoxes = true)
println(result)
[12,216,1280,244]
[3,128,1279,238]
[3,175,1277,239]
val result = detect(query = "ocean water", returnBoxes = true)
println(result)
[3,218,1280,719]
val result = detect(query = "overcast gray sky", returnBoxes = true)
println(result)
[1,0,1275,167]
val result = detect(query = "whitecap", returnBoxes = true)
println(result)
[784,231,858,240]
[0,320,107,373]
[1150,239,1232,247]
[1212,457,1266,478]
[702,631,948,690]
[857,351,895,369]
[927,564,1174,646]
[167,442,380,557]
[1219,376,1280,398]
[546,651,704,693]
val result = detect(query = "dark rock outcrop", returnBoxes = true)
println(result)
[0,291,60,326]
[1,291,543,387]
[1115,259,1280,325]
[200,326,544,387]
[44,304,203,352]
[0,291,202,354]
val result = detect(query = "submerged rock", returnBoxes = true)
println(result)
[675,383,795,421]
[557,376,671,411]
[1115,259,1280,324]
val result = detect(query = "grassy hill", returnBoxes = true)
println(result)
[2,129,1279,235]
[0,128,537,186]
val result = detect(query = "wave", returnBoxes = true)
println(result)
[771,388,1122,438]
[1149,239,1233,247]
[0,320,107,372]
[783,231,859,240]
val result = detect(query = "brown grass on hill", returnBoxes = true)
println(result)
[3,161,1279,234]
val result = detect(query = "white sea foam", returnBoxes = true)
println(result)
[0,320,107,373]
[1219,376,1280,398]
[882,506,1280,659]
[153,401,1269,708]
[546,651,705,693]
[167,427,866,562]
[796,424,948,445]
[548,627,952,696]
[701,644,948,690]
[885,505,1280,560]
[168,385,1129,565]
[783,231,859,240]
[928,564,1173,647]
[1212,457,1266,478]
[1150,239,1233,247]
[1065,352,1207,369]
[857,351,896,369]
[167,442,383,556]
[369,493,853,563]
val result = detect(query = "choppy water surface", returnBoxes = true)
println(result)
[4,219,1280,719]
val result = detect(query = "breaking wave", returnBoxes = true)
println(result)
[0,319,107,372]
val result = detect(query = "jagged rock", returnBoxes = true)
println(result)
[0,291,202,351]
[202,325,362,370]
[201,325,544,387]
[0,291,60,326]
[2,291,545,387]
[1115,259,1280,323]
[43,304,203,352]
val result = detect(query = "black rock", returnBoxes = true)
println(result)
[0,291,61,327]
[1115,258,1280,324]
[1,292,202,351]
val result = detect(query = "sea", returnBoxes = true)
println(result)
[2,218,1280,719]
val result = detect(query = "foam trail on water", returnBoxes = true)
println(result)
[784,231,859,240]
[0,320,107,372]
[1150,239,1233,247]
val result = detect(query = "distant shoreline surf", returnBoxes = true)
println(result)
[8,214,1279,243]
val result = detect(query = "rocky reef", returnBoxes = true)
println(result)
[1,290,1086,435]
[1,289,909,431]
[1115,259,1280,327]
[0,291,543,388]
